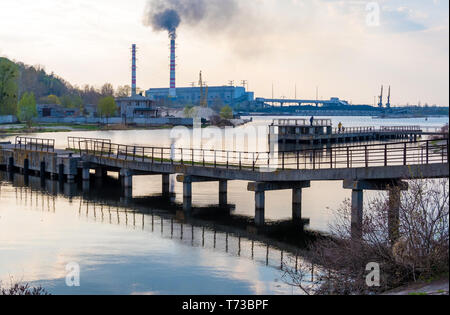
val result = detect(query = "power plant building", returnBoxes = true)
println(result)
[146,86,254,106]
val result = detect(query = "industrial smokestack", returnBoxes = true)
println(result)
[132,44,137,97]
[169,36,176,98]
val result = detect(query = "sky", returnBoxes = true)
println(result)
[0,0,448,106]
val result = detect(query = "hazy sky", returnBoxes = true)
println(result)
[0,0,448,106]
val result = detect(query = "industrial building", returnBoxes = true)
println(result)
[117,94,158,123]
[146,86,254,106]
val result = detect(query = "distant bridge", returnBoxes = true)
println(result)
[255,97,350,107]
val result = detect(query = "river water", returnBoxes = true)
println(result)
[0,116,448,294]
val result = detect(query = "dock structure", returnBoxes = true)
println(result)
[1,135,449,240]
[270,119,424,145]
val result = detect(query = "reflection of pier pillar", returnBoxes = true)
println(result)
[58,164,64,182]
[255,189,265,226]
[219,180,228,208]
[162,174,170,196]
[183,177,192,212]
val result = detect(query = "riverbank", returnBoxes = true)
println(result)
[383,277,449,295]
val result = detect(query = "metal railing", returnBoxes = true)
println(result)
[379,126,421,132]
[272,119,332,127]
[67,136,111,150]
[15,136,55,152]
[69,138,449,172]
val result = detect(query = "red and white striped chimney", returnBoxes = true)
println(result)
[132,44,137,97]
[169,36,176,98]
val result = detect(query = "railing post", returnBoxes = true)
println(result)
[365,146,368,168]
[192,149,194,166]
[312,150,316,170]
[347,147,350,168]
[384,144,388,166]
[181,148,184,165]
[426,140,429,164]
[297,151,300,170]
[239,152,242,170]
[152,148,154,164]
[282,152,285,170]
[404,142,407,165]
[330,147,333,169]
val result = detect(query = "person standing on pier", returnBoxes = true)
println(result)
[338,122,343,133]
[310,116,315,126]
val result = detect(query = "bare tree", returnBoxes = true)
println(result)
[284,179,449,295]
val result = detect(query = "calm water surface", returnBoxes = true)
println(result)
[0,116,448,294]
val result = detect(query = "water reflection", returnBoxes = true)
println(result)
[0,171,313,295]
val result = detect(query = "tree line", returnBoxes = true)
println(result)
[1,57,131,123]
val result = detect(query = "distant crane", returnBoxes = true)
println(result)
[378,85,384,108]
[386,86,391,109]
[199,71,209,108]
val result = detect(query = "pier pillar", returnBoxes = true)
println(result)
[95,167,107,179]
[183,177,192,212]
[219,180,228,208]
[292,188,303,222]
[40,161,46,178]
[388,187,401,243]
[82,164,90,181]
[351,189,364,239]
[162,174,170,196]
[7,156,14,172]
[58,164,64,181]
[255,189,265,226]
[67,175,75,183]
[24,159,30,176]
[121,169,133,188]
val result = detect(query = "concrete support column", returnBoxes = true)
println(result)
[351,189,364,239]
[219,180,228,208]
[40,161,46,179]
[162,174,170,196]
[95,167,106,179]
[67,175,75,183]
[292,188,303,222]
[82,167,90,181]
[255,190,265,226]
[58,164,64,181]
[123,171,133,188]
[388,188,401,243]
[7,156,14,172]
[183,178,192,212]
[24,159,30,176]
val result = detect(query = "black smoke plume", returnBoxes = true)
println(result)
[143,0,238,39]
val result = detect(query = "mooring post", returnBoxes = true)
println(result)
[292,188,303,222]
[162,174,170,196]
[351,189,364,239]
[255,189,265,226]
[219,180,228,208]
[183,177,192,212]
